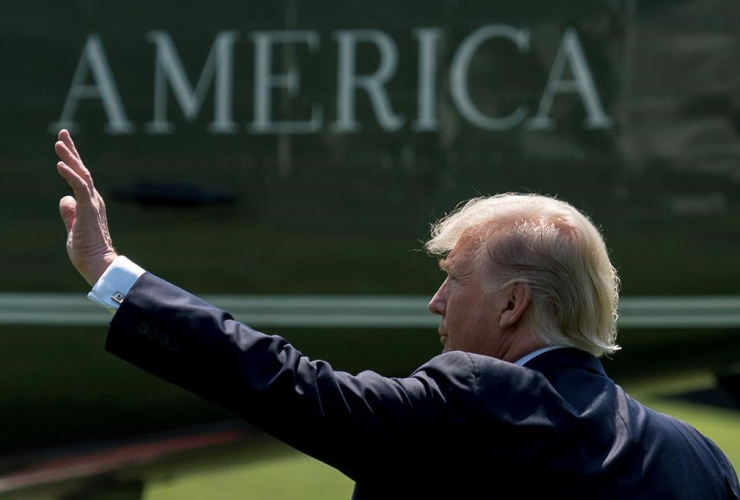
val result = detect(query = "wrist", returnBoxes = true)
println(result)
[85,251,119,286]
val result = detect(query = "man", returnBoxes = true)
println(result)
[55,130,739,499]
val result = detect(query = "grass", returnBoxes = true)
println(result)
[144,447,354,500]
[623,371,740,465]
[144,369,740,500]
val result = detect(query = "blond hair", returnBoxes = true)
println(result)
[425,194,620,357]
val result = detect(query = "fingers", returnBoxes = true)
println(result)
[58,129,82,164]
[55,140,92,184]
[56,161,91,201]
[59,196,77,235]
[55,130,95,192]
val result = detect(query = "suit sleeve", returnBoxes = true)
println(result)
[105,273,478,480]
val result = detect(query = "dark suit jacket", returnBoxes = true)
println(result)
[105,273,740,499]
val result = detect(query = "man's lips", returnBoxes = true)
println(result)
[439,332,448,345]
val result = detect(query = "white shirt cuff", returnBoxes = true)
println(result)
[87,255,146,314]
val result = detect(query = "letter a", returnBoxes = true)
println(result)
[49,34,134,134]
[528,28,612,130]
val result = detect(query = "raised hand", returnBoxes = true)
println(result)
[55,130,118,286]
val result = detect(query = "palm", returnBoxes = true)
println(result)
[66,206,110,264]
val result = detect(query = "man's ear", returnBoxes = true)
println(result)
[499,283,531,329]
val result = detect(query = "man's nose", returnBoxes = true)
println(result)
[428,290,445,316]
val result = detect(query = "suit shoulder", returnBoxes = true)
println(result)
[411,352,549,400]
[409,351,478,385]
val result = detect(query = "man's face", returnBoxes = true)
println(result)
[428,236,507,357]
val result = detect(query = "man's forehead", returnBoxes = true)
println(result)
[439,236,483,269]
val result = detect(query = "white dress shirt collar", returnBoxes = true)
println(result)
[514,346,566,366]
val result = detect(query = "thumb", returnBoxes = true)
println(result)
[59,195,76,234]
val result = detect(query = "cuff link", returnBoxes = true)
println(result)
[111,292,126,304]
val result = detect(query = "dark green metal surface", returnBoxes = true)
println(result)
[1,0,739,462]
